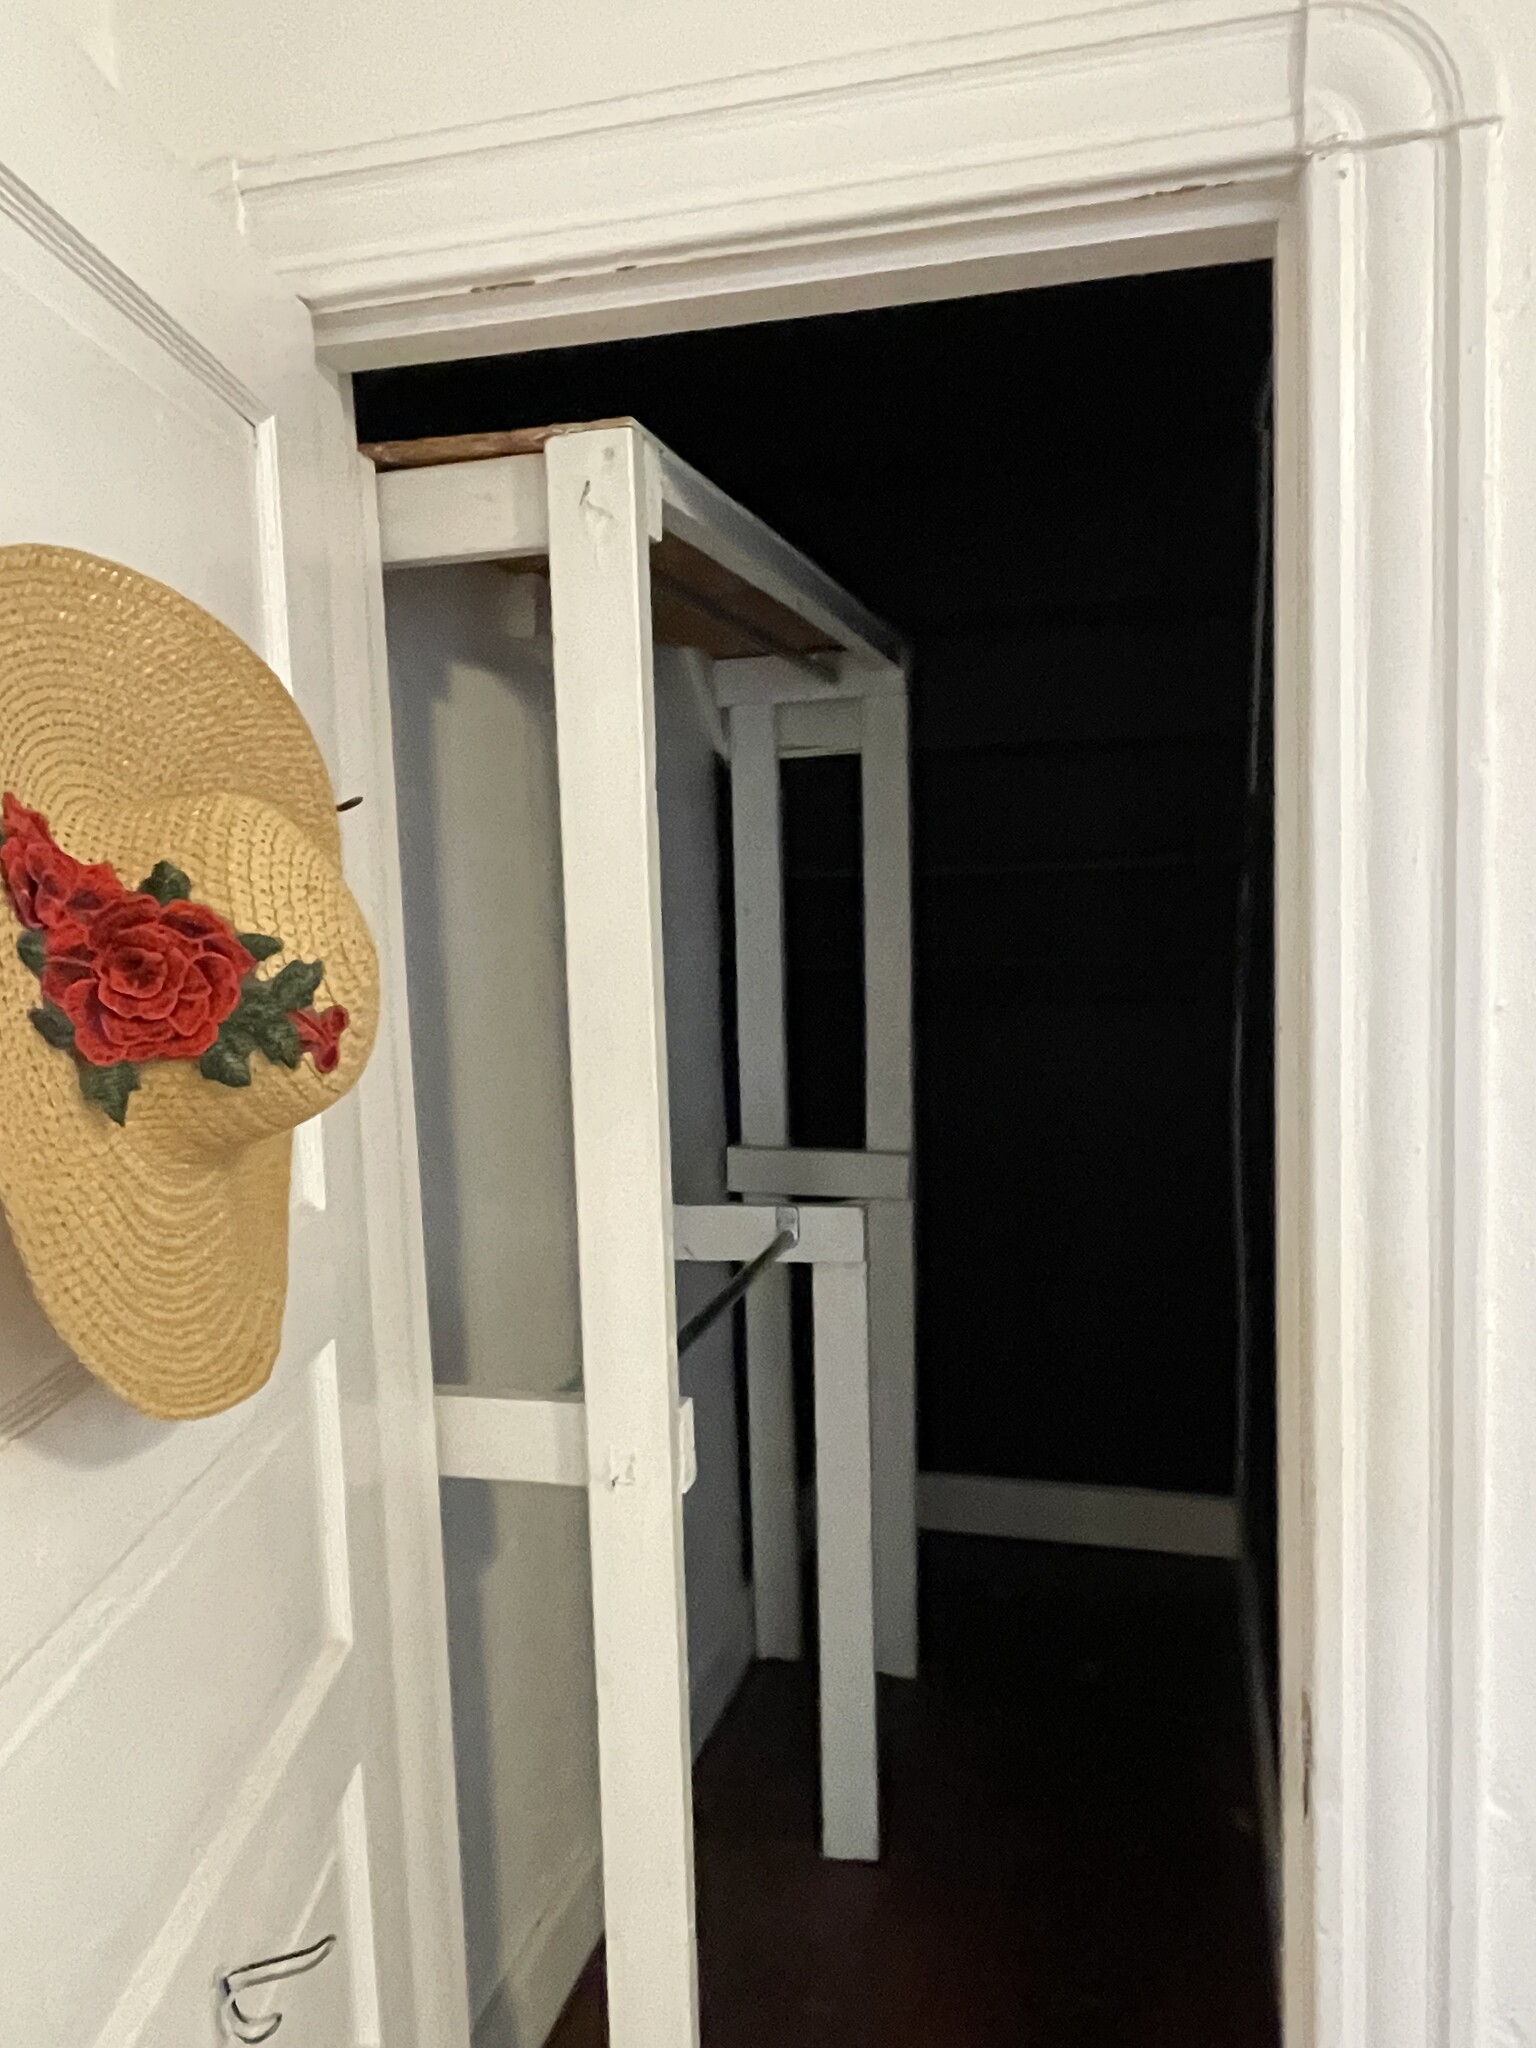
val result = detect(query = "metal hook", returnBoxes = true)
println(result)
[675,1204,800,1356]
[220,1932,337,2044]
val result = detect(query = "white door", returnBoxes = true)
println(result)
[0,12,468,2047]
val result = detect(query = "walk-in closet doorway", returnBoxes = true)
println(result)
[361,261,1281,2048]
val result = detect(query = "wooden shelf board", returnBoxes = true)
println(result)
[365,422,844,661]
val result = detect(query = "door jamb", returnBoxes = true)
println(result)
[303,14,1497,2041]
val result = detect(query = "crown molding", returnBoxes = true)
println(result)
[225,0,1499,349]
[1304,0,1498,146]
[237,0,1304,318]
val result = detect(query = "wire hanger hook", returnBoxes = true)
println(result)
[220,1933,338,2043]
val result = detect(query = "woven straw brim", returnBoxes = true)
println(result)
[0,545,378,1420]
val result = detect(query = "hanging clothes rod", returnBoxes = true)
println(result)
[677,1205,800,1357]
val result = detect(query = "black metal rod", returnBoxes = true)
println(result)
[677,1228,797,1357]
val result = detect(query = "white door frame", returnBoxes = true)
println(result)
[226,7,1506,2044]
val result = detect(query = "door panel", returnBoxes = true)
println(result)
[0,9,466,2044]
[0,1357,348,2042]
[98,1757,385,2046]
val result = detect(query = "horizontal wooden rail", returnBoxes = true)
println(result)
[433,1196,879,1863]
[435,1388,696,1493]
[725,1146,911,1202]
[715,652,907,707]
[377,452,547,566]
[673,1200,865,1265]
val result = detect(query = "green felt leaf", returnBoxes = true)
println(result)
[251,1008,303,1069]
[77,1060,140,1126]
[264,957,325,1013]
[236,970,286,1011]
[16,928,45,976]
[137,860,192,904]
[199,1034,254,1088]
[28,1002,75,1050]
[237,932,284,962]
[218,1010,259,1058]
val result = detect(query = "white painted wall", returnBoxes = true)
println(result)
[386,568,749,2044]
[654,651,756,1745]
[29,0,116,81]
[111,0,1043,166]
[386,565,601,2048]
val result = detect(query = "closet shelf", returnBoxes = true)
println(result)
[362,420,848,664]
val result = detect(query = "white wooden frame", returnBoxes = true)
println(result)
[377,441,921,1705]
[382,425,900,2035]
[674,1202,878,1861]
[721,654,919,1685]
[434,1388,698,1494]
[249,5,1520,2038]
[431,1202,880,1868]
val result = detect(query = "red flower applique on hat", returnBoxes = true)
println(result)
[1,791,348,1124]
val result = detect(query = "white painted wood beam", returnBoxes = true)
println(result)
[716,653,908,707]
[727,1145,912,1202]
[728,701,789,1151]
[861,694,914,1156]
[372,433,909,664]
[867,1199,918,1680]
[745,1268,801,1661]
[859,691,918,1678]
[779,697,863,757]
[673,1199,865,1666]
[726,693,801,1666]
[435,1387,585,1485]
[545,423,700,2048]
[813,1260,880,1862]
[376,451,547,566]
[433,1389,697,1493]
[656,444,905,667]
[673,1200,866,1267]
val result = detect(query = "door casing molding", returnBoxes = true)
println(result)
[228,5,1504,2042]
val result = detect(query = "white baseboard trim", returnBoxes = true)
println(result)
[471,1838,604,2048]
[918,1472,1241,1559]
[1236,1551,1283,1980]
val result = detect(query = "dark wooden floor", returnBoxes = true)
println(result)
[548,1535,1279,2047]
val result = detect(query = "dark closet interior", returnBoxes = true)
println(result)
[358,261,1279,2046]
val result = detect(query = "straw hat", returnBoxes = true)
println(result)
[0,544,379,1420]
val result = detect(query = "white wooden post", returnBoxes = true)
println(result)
[866,1195,917,1677]
[545,425,700,2048]
[744,1270,799,1655]
[861,691,919,1680]
[813,1257,880,1861]
[730,699,790,1144]
[729,695,803,1661]
[862,692,913,1157]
